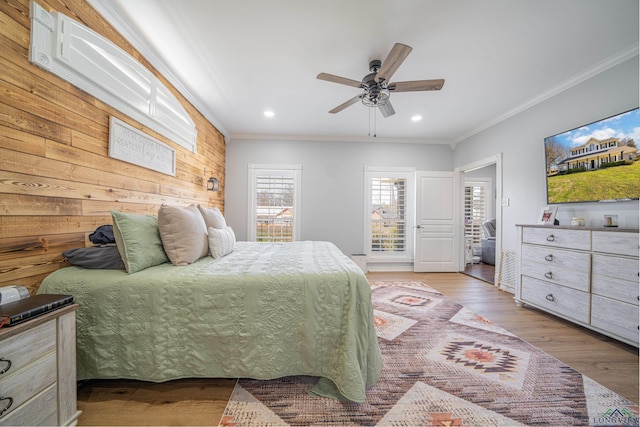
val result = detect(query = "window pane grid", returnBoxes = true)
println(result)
[255,174,295,242]
[371,177,407,253]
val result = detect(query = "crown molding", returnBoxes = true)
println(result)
[86,0,229,142]
[452,43,640,148]
[229,132,453,146]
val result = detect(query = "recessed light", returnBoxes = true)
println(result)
[264,110,275,118]
[411,115,422,122]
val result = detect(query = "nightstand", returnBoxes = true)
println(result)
[0,304,81,426]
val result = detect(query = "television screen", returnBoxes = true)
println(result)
[544,108,640,204]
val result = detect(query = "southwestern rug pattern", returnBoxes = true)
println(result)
[219,281,639,426]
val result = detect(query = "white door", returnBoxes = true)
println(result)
[414,171,461,272]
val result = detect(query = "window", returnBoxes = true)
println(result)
[464,179,491,248]
[364,167,414,260]
[248,164,302,242]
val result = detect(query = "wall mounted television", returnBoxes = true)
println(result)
[544,108,640,204]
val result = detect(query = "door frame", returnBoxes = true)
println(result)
[454,153,503,285]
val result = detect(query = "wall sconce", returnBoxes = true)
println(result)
[204,169,220,191]
[207,177,220,192]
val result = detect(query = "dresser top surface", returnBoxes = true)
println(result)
[516,224,639,233]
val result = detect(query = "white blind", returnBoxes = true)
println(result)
[371,177,407,253]
[464,184,487,246]
[249,164,301,242]
[255,174,295,242]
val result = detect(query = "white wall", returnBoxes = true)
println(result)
[453,57,640,252]
[225,139,453,255]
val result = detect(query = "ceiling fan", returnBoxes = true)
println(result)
[317,43,444,118]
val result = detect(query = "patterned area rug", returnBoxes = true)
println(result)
[219,281,639,426]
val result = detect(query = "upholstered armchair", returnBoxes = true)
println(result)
[481,218,496,265]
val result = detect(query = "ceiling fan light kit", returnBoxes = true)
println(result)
[317,43,445,121]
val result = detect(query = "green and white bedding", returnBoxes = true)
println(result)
[39,241,382,402]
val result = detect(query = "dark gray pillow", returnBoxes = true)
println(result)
[62,246,125,270]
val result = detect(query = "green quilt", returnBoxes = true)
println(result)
[39,241,382,402]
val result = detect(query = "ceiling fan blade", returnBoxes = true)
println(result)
[388,79,445,92]
[378,100,395,118]
[329,94,363,114]
[317,72,363,88]
[375,43,412,83]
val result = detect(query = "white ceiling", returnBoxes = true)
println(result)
[89,0,638,145]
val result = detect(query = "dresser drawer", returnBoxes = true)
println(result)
[522,244,590,271]
[592,274,640,306]
[0,352,56,422]
[592,231,639,257]
[592,254,639,283]
[0,383,57,427]
[521,258,590,292]
[522,227,591,250]
[521,276,590,323]
[0,321,55,380]
[591,295,639,345]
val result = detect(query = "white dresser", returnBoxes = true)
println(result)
[516,225,639,347]
[0,305,81,426]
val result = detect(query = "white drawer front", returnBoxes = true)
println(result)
[592,231,639,257]
[0,383,57,427]
[521,244,590,271]
[522,227,591,250]
[0,352,56,422]
[591,295,639,345]
[592,274,640,306]
[0,321,55,381]
[592,254,639,283]
[521,276,590,323]
[521,258,590,292]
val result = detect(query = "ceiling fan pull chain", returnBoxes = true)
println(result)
[373,107,377,138]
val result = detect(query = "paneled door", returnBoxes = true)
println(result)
[414,171,461,272]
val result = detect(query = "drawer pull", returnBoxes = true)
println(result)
[545,294,555,302]
[0,358,10,375]
[544,272,553,279]
[544,254,554,261]
[0,396,13,418]
[546,234,555,242]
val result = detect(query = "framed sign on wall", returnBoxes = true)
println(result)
[108,116,176,176]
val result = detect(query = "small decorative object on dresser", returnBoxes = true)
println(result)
[0,305,81,426]
[515,224,639,347]
[536,206,558,225]
[603,214,618,227]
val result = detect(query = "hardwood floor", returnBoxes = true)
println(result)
[76,272,639,426]
[463,261,496,283]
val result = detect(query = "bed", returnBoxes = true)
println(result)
[38,238,382,403]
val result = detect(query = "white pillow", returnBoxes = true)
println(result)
[208,226,236,258]
[198,205,227,229]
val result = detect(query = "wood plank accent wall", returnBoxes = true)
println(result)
[0,0,226,294]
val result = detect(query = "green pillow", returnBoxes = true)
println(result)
[111,210,169,273]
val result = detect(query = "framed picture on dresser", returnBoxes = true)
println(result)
[537,206,558,225]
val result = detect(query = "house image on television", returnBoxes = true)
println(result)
[557,137,638,172]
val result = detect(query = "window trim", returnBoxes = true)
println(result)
[363,166,415,262]
[247,163,302,242]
